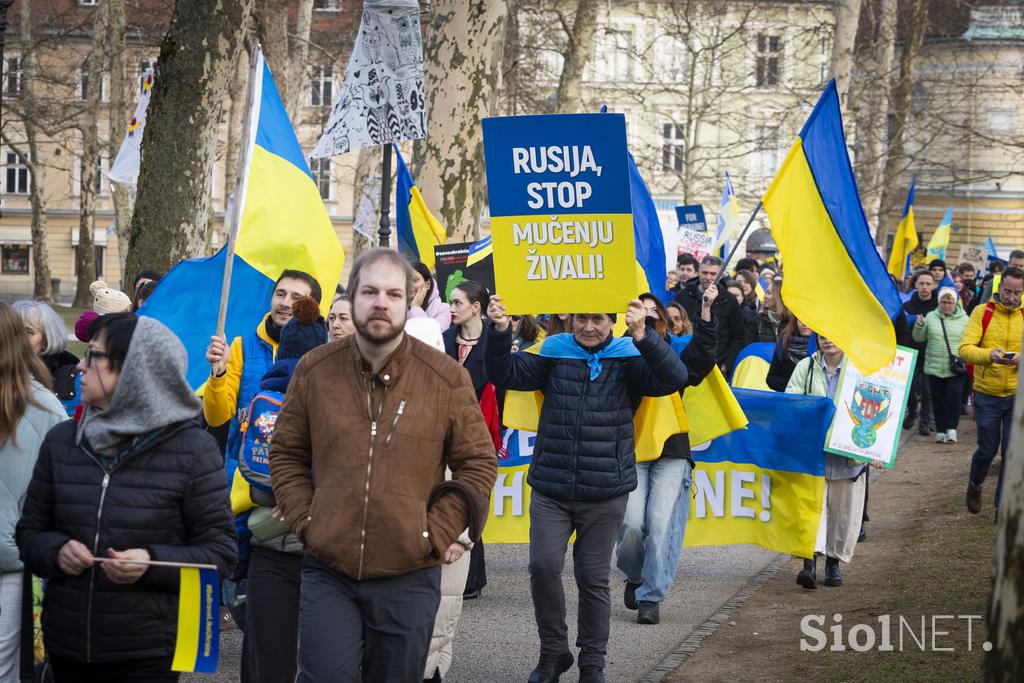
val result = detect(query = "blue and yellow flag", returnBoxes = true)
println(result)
[730,342,775,392]
[627,150,668,299]
[141,50,346,390]
[686,389,834,558]
[395,145,446,270]
[886,179,919,279]
[762,79,901,375]
[714,171,741,256]
[171,567,219,673]
[926,207,953,261]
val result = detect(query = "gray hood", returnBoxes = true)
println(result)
[78,316,201,457]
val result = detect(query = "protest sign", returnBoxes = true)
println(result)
[957,244,986,273]
[825,345,917,468]
[481,113,636,314]
[675,204,707,232]
[677,227,715,261]
[433,241,496,303]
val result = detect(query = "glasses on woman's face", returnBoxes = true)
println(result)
[83,347,110,367]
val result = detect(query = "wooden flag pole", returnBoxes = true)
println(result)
[215,44,262,339]
[92,557,218,571]
[713,201,763,287]
[377,143,393,248]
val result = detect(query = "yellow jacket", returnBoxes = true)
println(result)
[202,316,279,427]
[959,300,1023,397]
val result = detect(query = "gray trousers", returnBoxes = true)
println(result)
[297,555,441,682]
[529,491,629,669]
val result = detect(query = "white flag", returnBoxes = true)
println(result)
[107,68,154,185]
[311,0,426,158]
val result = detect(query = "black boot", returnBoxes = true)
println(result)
[528,653,574,683]
[579,665,605,683]
[637,600,660,625]
[623,580,642,610]
[796,557,817,589]
[824,556,843,587]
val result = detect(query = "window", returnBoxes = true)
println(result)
[310,64,333,107]
[79,58,108,102]
[138,59,156,95]
[75,155,107,196]
[660,36,689,83]
[987,108,1016,134]
[314,0,340,11]
[4,150,30,195]
[818,37,830,84]
[600,28,635,82]
[661,122,685,173]
[4,56,21,98]
[1,244,30,274]
[755,33,781,87]
[750,125,782,177]
[310,158,333,200]
[73,245,105,279]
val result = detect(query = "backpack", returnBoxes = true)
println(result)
[238,390,285,494]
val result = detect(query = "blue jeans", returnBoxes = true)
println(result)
[970,391,1015,508]
[615,458,693,603]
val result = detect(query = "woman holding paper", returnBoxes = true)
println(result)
[16,313,235,682]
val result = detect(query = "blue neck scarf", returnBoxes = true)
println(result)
[539,333,641,381]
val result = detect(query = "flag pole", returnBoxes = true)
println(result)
[713,201,763,286]
[216,44,261,339]
[378,144,393,248]
[92,557,218,571]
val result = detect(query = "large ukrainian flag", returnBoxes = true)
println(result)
[140,51,345,389]
[762,79,901,374]
[395,145,446,270]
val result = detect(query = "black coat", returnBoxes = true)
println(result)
[674,281,746,372]
[43,350,80,404]
[484,326,688,502]
[16,419,236,664]
[443,324,488,399]
[661,315,718,461]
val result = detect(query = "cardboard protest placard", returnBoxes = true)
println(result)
[677,227,715,261]
[675,204,707,232]
[433,241,496,303]
[825,345,917,468]
[957,244,986,273]
[481,113,636,314]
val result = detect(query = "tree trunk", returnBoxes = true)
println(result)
[105,0,134,290]
[873,0,928,246]
[125,0,256,280]
[222,45,249,253]
[989,360,1024,679]
[554,0,599,113]
[254,0,291,103]
[413,0,509,241]
[829,0,863,109]
[285,0,314,120]
[857,0,896,237]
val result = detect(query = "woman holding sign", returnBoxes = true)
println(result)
[16,313,235,681]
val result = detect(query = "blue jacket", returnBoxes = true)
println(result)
[484,325,688,501]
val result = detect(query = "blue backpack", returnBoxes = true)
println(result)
[239,390,285,495]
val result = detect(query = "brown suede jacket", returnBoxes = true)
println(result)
[269,334,497,580]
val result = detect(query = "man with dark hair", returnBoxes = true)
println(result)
[269,248,496,681]
[485,298,688,683]
[676,253,699,285]
[929,259,947,284]
[675,255,745,374]
[959,266,1024,519]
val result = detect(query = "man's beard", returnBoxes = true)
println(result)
[354,310,405,345]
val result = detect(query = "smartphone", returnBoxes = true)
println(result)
[1002,352,1018,361]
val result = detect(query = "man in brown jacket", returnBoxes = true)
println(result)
[269,248,497,682]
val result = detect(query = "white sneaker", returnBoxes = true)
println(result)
[935,432,947,443]
[946,429,957,443]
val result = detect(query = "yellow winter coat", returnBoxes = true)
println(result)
[958,300,1023,397]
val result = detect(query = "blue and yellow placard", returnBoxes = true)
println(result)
[171,567,220,673]
[481,113,637,314]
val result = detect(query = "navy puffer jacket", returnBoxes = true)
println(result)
[485,325,688,501]
[16,419,236,664]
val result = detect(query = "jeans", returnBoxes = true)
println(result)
[615,459,693,603]
[909,363,934,426]
[927,374,967,433]
[970,391,1015,508]
[242,547,303,683]
[529,491,628,670]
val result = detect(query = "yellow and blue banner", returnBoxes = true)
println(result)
[395,144,446,270]
[926,207,953,262]
[730,342,775,392]
[171,567,219,673]
[762,79,901,375]
[140,50,345,389]
[466,235,493,268]
[886,178,919,279]
[481,113,637,314]
[686,389,833,558]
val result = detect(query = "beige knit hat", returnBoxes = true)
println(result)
[90,280,132,315]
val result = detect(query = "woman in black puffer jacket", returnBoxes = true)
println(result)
[17,313,235,682]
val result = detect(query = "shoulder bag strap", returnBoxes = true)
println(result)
[940,316,955,358]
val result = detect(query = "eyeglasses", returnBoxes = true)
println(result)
[83,347,110,367]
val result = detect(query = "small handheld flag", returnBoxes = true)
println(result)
[926,208,953,261]
[171,567,220,673]
[395,145,446,270]
[886,179,919,279]
[713,171,741,255]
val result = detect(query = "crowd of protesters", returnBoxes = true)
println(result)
[0,241,1019,682]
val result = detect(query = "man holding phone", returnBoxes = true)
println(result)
[958,266,1024,517]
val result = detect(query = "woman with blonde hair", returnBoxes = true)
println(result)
[0,302,65,678]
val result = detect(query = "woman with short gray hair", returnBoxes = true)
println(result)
[13,300,81,416]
